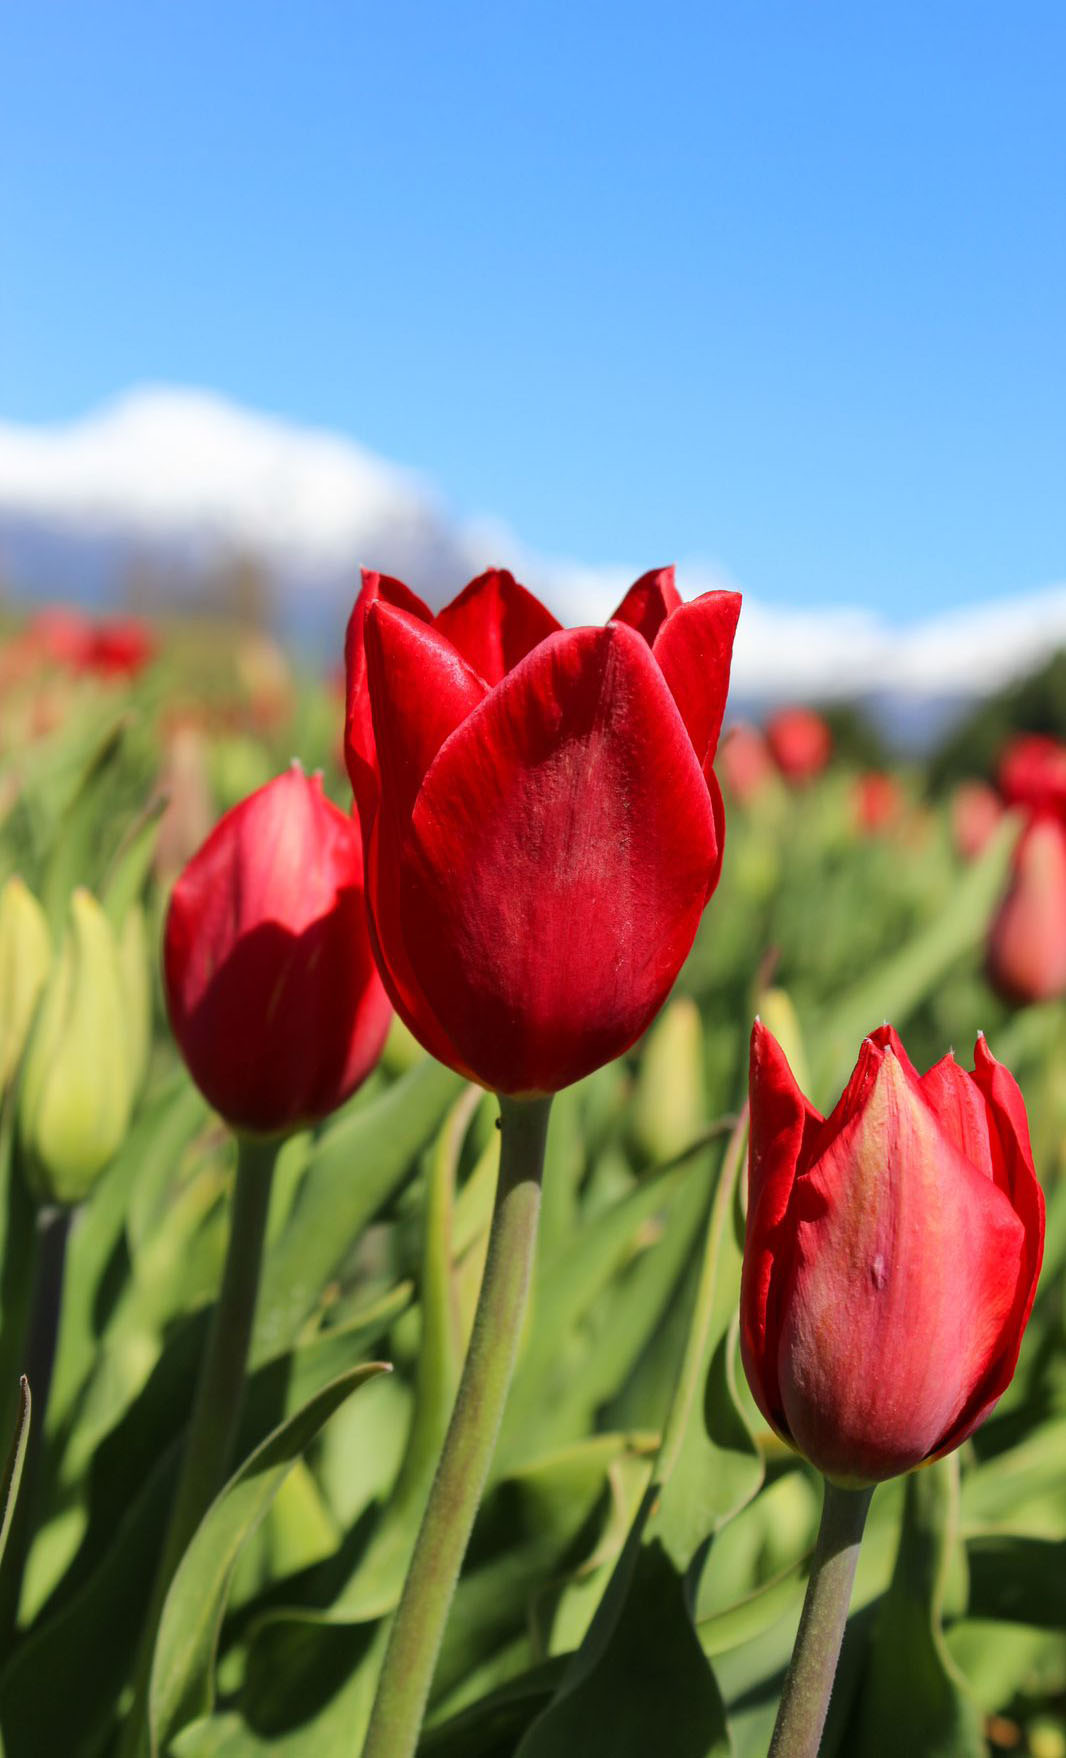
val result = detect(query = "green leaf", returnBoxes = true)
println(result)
[0,1378,30,1569]
[842,1460,984,1758]
[148,1362,389,1757]
[40,716,131,934]
[100,792,168,933]
[251,1057,462,1362]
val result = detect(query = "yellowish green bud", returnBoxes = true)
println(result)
[758,986,811,1097]
[631,994,707,1163]
[0,877,52,1089]
[19,888,133,1205]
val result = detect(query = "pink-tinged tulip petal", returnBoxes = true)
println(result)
[779,1049,1026,1484]
[164,768,390,1135]
[344,571,433,823]
[434,569,561,687]
[393,622,718,1094]
[652,591,743,768]
[741,1021,823,1436]
[987,814,1066,1005]
[743,1024,1044,1489]
[610,566,683,646]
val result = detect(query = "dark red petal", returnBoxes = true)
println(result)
[164,768,390,1133]
[651,590,742,766]
[394,621,717,1095]
[920,1054,995,1177]
[365,601,488,827]
[740,1022,822,1440]
[609,566,683,646]
[344,570,433,828]
[434,568,561,686]
[781,1049,1027,1483]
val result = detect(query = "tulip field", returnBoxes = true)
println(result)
[0,580,1063,1758]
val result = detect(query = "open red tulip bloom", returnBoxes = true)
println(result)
[164,765,391,1135]
[741,1022,1044,1486]
[345,566,740,1095]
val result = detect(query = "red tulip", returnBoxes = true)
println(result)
[998,733,1066,816]
[765,706,832,783]
[951,779,1002,862]
[853,771,902,835]
[164,765,390,1134]
[344,565,740,1095]
[987,812,1066,1005]
[719,721,775,805]
[741,1021,1043,1486]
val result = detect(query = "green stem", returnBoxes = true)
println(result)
[118,1131,279,1758]
[0,1203,70,1643]
[361,1092,552,1758]
[768,1479,874,1758]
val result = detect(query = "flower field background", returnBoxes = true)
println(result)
[0,609,1062,1758]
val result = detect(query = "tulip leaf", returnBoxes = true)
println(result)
[841,1459,984,1758]
[251,1056,462,1362]
[0,1376,31,1570]
[148,1361,389,1757]
[964,1533,1066,1627]
[100,790,169,932]
[40,714,131,934]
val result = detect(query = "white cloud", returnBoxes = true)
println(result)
[0,385,1062,709]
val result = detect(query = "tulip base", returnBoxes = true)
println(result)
[361,1092,553,1758]
[768,1478,874,1758]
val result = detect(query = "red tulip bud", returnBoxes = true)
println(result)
[344,565,740,1095]
[164,765,390,1135]
[987,812,1066,1005]
[998,733,1066,816]
[741,1022,1043,1486]
[853,771,902,835]
[951,779,1002,862]
[719,721,775,804]
[765,706,832,783]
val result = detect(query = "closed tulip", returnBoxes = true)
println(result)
[344,565,740,1095]
[987,812,1066,1004]
[741,1022,1043,1486]
[765,706,832,783]
[164,765,390,1135]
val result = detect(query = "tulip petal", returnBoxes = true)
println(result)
[920,1054,995,1177]
[344,570,433,825]
[360,602,490,1076]
[740,1022,823,1438]
[933,1034,1048,1458]
[652,590,742,766]
[365,602,488,827]
[394,622,718,1095]
[779,1048,1027,1483]
[434,569,561,686]
[609,566,683,646]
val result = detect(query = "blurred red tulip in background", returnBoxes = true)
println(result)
[765,705,832,782]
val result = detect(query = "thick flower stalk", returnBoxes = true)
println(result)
[742,1021,1044,1756]
[345,563,740,1096]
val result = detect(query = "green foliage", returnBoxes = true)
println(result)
[0,628,1061,1758]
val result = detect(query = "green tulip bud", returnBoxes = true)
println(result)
[19,888,133,1205]
[0,877,52,1089]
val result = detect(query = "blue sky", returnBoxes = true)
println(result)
[2,1,1063,621]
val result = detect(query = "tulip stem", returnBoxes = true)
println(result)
[361,1092,553,1758]
[768,1479,873,1758]
[118,1131,279,1758]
